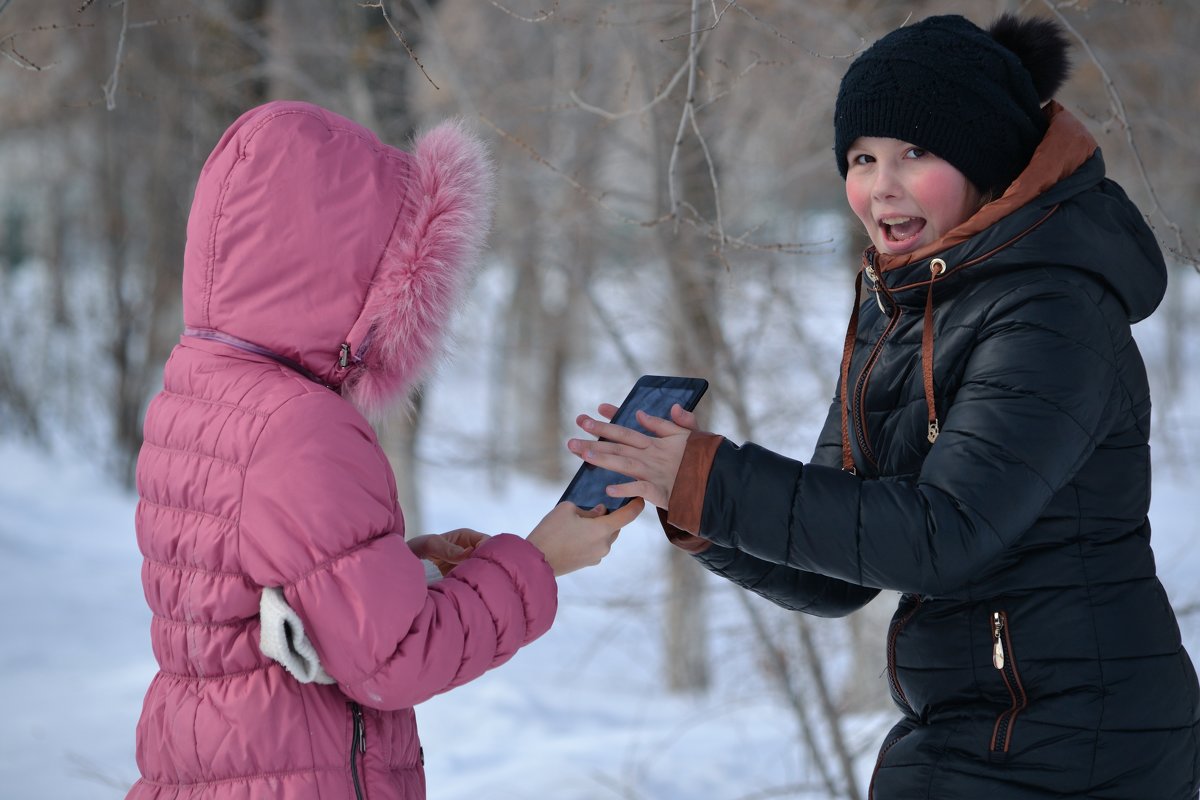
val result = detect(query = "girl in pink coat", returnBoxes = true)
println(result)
[127,100,642,799]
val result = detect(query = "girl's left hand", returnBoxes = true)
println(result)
[408,529,490,575]
[566,403,697,510]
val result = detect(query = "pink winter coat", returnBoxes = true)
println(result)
[128,101,558,799]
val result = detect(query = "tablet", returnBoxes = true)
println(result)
[560,375,709,512]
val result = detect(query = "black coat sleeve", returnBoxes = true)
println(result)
[691,395,881,617]
[700,278,1120,597]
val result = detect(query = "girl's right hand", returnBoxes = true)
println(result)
[526,498,645,576]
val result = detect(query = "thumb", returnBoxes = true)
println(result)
[606,497,645,529]
[670,404,698,431]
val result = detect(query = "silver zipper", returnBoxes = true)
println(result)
[992,611,1006,670]
[864,264,887,314]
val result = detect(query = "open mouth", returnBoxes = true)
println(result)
[881,216,926,244]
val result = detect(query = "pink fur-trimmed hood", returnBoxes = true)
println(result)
[182,100,495,417]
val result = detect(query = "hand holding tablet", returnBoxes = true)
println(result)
[562,375,708,512]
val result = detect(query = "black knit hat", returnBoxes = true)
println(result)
[834,14,1072,196]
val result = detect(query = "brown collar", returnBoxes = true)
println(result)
[873,102,1098,273]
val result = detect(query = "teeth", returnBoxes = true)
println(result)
[881,216,914,225]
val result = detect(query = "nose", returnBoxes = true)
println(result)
[871,163,901,200]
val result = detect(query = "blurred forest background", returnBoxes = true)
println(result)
[0,2,1196,797]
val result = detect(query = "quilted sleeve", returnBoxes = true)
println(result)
[239,390,557,709]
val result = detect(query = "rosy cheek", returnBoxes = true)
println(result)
[845,179,871,227]
[913,167,974,233]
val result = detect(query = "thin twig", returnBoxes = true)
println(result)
[0,22,93,72]
[129,14,190,30]
[568,55,689,121]
[101,0,129,110]
[0,43,41,70]
[359,0,440,90]
[686,92,725,259]
[667,0,702,229]
[485,0,559,23]
[660,0,737,43]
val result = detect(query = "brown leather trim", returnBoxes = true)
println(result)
[874,102,1098,273]
[664,430,723,536]
[657,508,713,554]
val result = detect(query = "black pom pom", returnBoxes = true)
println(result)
[988,13,1072,101]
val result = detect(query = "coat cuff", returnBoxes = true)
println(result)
[260,586,337,685]
[660,430,724,551]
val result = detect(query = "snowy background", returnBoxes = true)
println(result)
[2,260,1198,799]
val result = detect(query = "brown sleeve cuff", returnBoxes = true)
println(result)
[657,507,713,553]
[656,431,723,552]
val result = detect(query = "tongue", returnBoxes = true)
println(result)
[889,219,924,241]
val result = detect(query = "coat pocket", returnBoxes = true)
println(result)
[988,610,1028,758]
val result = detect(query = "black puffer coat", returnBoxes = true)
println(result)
[674,107,1200,798]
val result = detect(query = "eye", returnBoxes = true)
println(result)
[849,152,874,166]
[904,147,927,159]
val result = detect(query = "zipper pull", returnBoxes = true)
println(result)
[339,343,351,369]
[352,703,367,753]
[863,264,888,314]
[992,612,1006,670]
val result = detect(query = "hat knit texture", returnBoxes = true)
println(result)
[834,14,1071,195]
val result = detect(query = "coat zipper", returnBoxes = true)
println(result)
[886,595,921,715]
[856,262,901,469]
[989,611,1027,754]
[867,729,907,800]
[350,701,367,800]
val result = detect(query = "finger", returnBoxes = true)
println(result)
[445,529,489,547]
[634,408,688,437]
[576,414,652,447]
[439,542,469,560]
[597,402,619,421]
[571,442,649,481]
[670,403,698,431]
[605,496,646,528]
[607,478,666,509]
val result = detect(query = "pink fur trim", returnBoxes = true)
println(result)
[342,121,496,419]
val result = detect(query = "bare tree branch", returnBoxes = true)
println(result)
[485,0,559,23]
[659,0,736,42]
[102,0,129,110]
[359,0,440,90]
[666,0,703,227]
[568,54,690,122]
[0,22,94,71]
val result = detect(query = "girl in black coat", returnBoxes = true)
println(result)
[569,13,1200,799]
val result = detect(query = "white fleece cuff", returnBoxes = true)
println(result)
[259,587,336,685]
[422,559,443,583]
